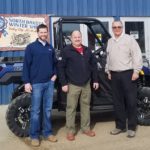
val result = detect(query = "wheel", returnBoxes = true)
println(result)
[6,93,31,137]
[137,87,150,125]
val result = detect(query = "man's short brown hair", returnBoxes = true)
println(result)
[37,24,48,32]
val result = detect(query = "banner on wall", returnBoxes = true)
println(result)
[0,14,49,51]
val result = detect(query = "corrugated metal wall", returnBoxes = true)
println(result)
[0,0,150,16]
[0,0,150,104]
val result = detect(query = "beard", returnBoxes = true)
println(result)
[38,35,47,41]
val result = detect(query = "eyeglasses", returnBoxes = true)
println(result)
[112,26,122,29]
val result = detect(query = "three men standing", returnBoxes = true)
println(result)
[23,20,142,147]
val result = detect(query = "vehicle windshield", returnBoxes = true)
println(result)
[88,22,110,50]
[53,18,110,51]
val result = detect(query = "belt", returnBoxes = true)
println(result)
[110,69,133,73]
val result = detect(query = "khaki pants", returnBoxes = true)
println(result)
[66,82,91,134]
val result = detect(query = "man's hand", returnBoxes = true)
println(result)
[25,83,32,93]
[62,85,68,92]
[132,72,139,81]
[93,82,99,90]
[51,75,57,81]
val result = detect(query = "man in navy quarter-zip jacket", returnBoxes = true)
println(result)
[58,30,99,141]
[22,24,57,147]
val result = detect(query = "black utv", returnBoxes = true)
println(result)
[0,17,150,137]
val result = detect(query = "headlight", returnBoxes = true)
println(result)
[139,70,144,75]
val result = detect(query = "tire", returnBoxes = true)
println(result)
[6,93,31,137]
[137,87,150,125]
[11,84,24,99]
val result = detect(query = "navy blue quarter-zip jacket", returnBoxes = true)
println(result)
[22,39,56,84]
[58,44,98,86]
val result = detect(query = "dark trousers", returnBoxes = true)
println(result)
[111,70,137,131]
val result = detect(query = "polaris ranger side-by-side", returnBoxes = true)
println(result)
[0,17,150,137]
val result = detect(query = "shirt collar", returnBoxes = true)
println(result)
[38,39,47,46]
[113,33,124,42]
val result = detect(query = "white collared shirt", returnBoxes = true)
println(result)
[38,39,46,46]
[106,34,143,73]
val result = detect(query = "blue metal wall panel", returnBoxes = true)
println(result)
[0,51,25,57]
[0,0,150,16]
[0,84,14,104]
[0,0,150,104]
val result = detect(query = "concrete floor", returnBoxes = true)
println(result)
[0,105,150,150]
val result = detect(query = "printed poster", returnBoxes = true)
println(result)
[0,14,49,51]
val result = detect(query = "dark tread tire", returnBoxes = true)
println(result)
[6,93,31,137]
[137,87,150,126]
